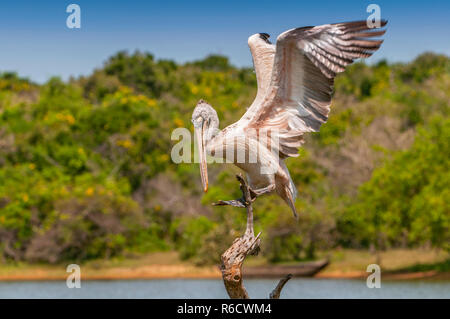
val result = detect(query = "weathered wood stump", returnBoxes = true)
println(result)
[213,174,292,299]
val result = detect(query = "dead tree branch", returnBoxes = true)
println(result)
[213,174,291,299]
[269,274,293,299]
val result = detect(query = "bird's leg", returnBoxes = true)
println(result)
[249,184,276,201]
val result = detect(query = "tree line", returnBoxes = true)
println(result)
[0,51,448,264]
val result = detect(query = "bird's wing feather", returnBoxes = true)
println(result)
[245,20,387,158]
[241,33,276,120]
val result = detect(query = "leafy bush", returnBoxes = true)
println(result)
[338,118,450,251]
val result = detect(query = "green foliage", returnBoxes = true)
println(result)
[314,109,360,146]
[0,72,35,92]
[190,55,232,72]
[102,51,172,98]
[393,258,450,273]
[399,52,450,83]
[172,216,215,261]
[0,164,150,262]
[338,118,450,251]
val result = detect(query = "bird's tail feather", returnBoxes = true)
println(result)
[279,160,298,219]
[285,186,298,220]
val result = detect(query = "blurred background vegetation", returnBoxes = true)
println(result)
[0,51,448,266]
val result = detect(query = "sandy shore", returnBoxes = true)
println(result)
[315,270,444,280]
[0,264,446,281]
[1,250,447,282]
[0,265,221,281]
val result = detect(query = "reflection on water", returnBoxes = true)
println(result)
[0,278,448,299]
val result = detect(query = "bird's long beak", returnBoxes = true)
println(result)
[195,122,208,192]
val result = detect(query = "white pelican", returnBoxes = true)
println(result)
[192,20,387,218]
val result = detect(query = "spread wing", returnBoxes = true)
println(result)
[245,20,387,158]
[241,33,276,120]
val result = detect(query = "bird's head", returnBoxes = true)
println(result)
[191,99,219,192]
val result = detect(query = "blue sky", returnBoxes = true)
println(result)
[0,0,449,83]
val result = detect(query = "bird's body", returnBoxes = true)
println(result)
[203,120,298,215]
[192,20,387,217]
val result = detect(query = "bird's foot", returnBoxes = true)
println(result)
[212,198,246,208]
[212,176,275,208]
[249,184,276,201]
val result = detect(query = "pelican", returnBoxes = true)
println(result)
[192,20,387,218]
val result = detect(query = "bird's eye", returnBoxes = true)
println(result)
[192,117,203,128]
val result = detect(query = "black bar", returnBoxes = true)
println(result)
[0,299,447,317]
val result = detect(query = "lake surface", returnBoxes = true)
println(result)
[0,278,448,299]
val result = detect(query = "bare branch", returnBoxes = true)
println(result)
[269,274,293,299]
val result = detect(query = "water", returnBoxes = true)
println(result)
[0,278,448,298]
